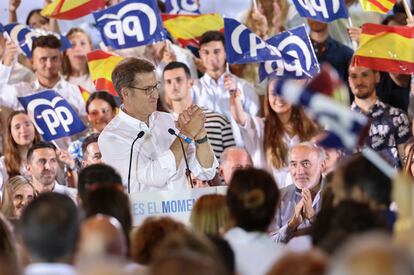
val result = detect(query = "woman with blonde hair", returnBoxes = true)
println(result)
[1,176,35,220]
[190,194,230,236]
[230,79,320,188]
[62,27,95,92]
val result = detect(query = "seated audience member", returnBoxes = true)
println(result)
[163,61,235,162]
[327,233,412,275]
[192,31,260,147]
[82,187,132,249]
[131,217,186,265]
[62,27,95,92]
[190,194,230,236]
[81,133,103,167]
[331,153,395,230]
[19,193,79,274]
[225,167,283,275]
[0,111,41,188]
[99,57,217,192]
[311,200,387,255]
[76,214,127,267]
[69,91,117,165]
[0,213,20,275]
[77,163,123,204]
[272,142,325,243]
[266,249,328,275]
[1,176,35,220]
[219,147,253,185]
[26,142,77,202]
[230,79,320,188]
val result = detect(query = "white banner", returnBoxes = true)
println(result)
[129,186,228,226]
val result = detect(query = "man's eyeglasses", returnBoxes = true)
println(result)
[128,82,160,96]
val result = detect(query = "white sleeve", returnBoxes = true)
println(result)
[239,80,260,117]
[0,63,12,86]
[187,144,219,181]
[238,115,265,167]
[0,82,21,110]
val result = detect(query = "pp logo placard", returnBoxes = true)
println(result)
[292,0,348,22]
[259,25,319,81]
[166,0,200,14]
[18,90,86,141]
[94,0,167,49]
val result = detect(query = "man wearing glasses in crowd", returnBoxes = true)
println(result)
[98,58,218,193]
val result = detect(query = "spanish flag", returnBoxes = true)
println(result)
[359,0,397,14]
[162,14,224,48]
[41,0,106,20]
[87,50,124,96]
[353,23,414,74]
[78,85,90,103]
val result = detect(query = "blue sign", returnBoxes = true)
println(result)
[165,0,200,14]
[4,23,71,58]
[224,18,287,64]
[18,90,86,141]
[259,25,319,81]
[292,0,348,22]
[93,0,167,50]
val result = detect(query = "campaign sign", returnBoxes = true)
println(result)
[4,23,71,58]
[18,90,86,141]
[259,25,319,81]
[93,0,167,50]
[292,0,348,22]
[165,0,200,14]
[129,186,227,226]
[224,18,286,64]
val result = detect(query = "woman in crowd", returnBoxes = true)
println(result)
[225,167,283,275]
[1,176,35,220]
[190,194,230,236]
[230,79,320,188]
[62,27,95,92]
[0,111,41,187]
[69,91,117,164]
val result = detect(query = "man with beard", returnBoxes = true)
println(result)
[349,64,411,167]
[27,141,77,202]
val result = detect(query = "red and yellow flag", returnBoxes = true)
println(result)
[359,0,397,14]
[87,50,124,96]
[353,23,414,74]
[78,85,90,103]
[41,0,106,20]
[162,14,224,48]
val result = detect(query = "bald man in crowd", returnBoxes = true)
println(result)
[219,147,253,185]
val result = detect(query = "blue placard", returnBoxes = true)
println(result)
[18,90,86,141]
[165,0,200,14]
[292,0,348,22]
[93,0,167,50]
[259,25,319,81]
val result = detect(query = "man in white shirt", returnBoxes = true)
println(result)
[27,141,77,202]
[99,57,218,193]
[192,31,260,146]
[0,35,86,118]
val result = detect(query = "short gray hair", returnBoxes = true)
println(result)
[288,142,326,162]
[220,147,252,164]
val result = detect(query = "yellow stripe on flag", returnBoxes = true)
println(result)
[87,51,124,83]
[41,0,106,20]
[163,14,224,40]
[359,0,396,14]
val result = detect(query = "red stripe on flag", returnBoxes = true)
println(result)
[353,55,414,75]
[362,23,414,38]
[87,50,117,61]
[94,78,118,97]
[366,0,391,13]
[176,28,224,48]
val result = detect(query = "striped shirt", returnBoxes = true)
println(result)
[202,107,236,161]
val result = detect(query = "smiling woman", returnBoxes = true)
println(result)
[1,176,35,220]
[0,111,41,189]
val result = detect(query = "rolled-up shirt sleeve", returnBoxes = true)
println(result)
[187,144,219,181]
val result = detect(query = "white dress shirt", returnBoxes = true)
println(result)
[224,227,285,275]
[98,108,218,192]
[239,115,299,188]
[24,263,76,275]
[0,61,35,86]
[192,73,260,146]
[52,181,78,203]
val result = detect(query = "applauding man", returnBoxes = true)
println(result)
[99,58,218,193]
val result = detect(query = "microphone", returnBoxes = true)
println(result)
[127,131,145,194]
[168,128,193,188]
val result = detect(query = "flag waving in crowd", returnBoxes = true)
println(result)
[165,0,201,14]
[41,0,107,20]
[87,50,125,96]
[93,0,167,50]
[359,0,397,14]
[353,23,414,74]
[292,0,348,22]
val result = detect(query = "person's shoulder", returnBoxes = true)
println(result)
[280,184,296,198]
